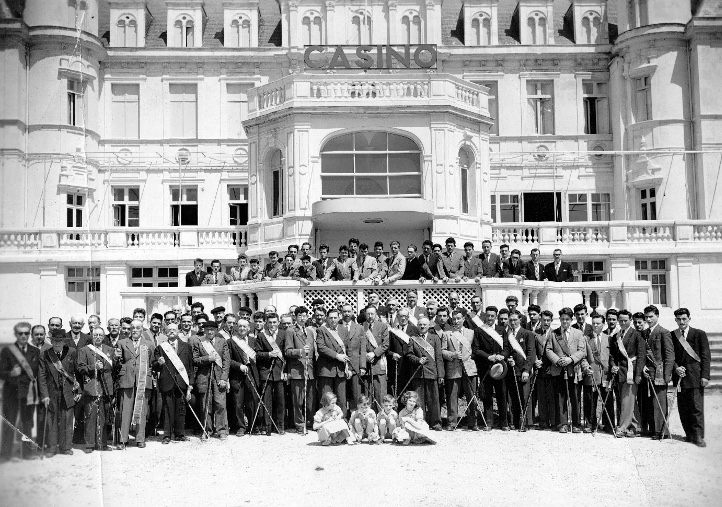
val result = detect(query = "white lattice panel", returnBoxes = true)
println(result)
[361,288,413,307]
[421,286,479,310]
[303,288,360,313]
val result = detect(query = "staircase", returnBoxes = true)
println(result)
[710,333,722,390]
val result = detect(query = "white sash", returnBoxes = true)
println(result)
[674,329,701,362]
[389,327,410,345]
[232,336,256,362]
[471,314,485,329]
[365,327,387,374]
[218,329,231,341]
[324,325,347,353]
[408,314,418,326]
[160,341,190,387]
[86,344,112,365]
[410,335,435,360]
[482,324,504,349]
[202,340,222,367]
[616,330,635,384]
[507,330,527,360]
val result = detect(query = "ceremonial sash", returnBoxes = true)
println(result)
[232,336,256,362]
[218,329,231,341]
[616,331,635,384]
[324,326,347,353]
[365,328,387,374]
[8,345,37,406]
[389,327,410,345]
[470,314,485,329]
[131,344,149,428]
[410,335,435,361]
[160,341,190,387]
[202,340,223,367]
[674,329,701,363]
[408,313,418,326]
[86,344,112,365]
[481,324,503,349]
[449,330,472,364]
[432,324,443,336]
[48,349,77,385]
[507,331,527,360]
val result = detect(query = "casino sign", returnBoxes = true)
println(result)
[303,44,437,70]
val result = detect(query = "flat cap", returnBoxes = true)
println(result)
[210,306,226,314]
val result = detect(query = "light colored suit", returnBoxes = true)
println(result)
[441,328,478,378]
[354,255,379,280]
[545,327,587,378]
[386,252,406,282]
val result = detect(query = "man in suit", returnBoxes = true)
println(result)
[0,322,41,461]
[639,305,675,439]
[506,311,537,430]
[609,310,646,437]
[441,309,480,431]
[502,249,525,279]
[672,307,711,447]
[312,244,334,281]
[460,242,482,279]
[153,323,194,443]
[226,316,259,436]
[284,307,317,434]
[572,304,593,337]
[463,296,486,331]
[362,306,389,410]
[405,317,444,430]
[116,319,155,449]
[400,244,421,281]
[387,307,417,397]
[581,313,612,433]
[193,321,230,439]
[372,242,389,280]
[63,314,90,444]
[354,243,379,281]
[524,248,546,281]
[77,326,116,453]
[545,307,587,433]
[143,312,167,347]
[185,258,206,287]
[505,296,528,329]
[533,311,556,430]
[316,308,351,416]
[406,290,426,324]
[440,237,465,280]
[526,304,542,334]
[202,259,233,286]
[324,245,357,281]
[39,330,81,457]
[419,240,446,280]
[254,313,288,435]
[543,248,575,282]
[338,304,366,412]
[471,308,511,430]
[477,239,499,278]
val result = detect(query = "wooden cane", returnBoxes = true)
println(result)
[510,361,524,431]
[246,375,280,434]
[162,361,209,440]
[520,367,538,431]
[40,403,49,459]
[395,363,423,403]
[648,376,672,442]
[249,357,276,435]
[563,370,572,432]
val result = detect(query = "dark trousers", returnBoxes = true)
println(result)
[348,374,363,412]
[260,379,284,432]
[82,395,109,448]
[36,402,47,449]
[507,374,532,429]
[229,377,259,433]
[535,374,556,427]
[445,375,478,428]
[161,387,187,438]
[47,397,74,453]
[554,375,581,428]
[678,387,704,441]
[0,397,35,459]
[73,401,84,444]
[147,384,162,437]
[290,378,316,431]
[481,375,508,429]
[639,380,669,436]
[363,374,387,411]
[199,382,228,436]
[412,378,440,427]
[387,358,407,398]
[318,376,347,417]
[583,383,606,430]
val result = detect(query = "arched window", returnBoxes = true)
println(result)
[267,149,284,217]
[351,13,372,44]
[302,13,323,45]
[320,132,422,197]
[581,11,601,44]
[459,147,475,214]
[230,17,252,47]
[471,13,491,46]
[117,15,137,47]
[401,13,423,44]
[527,12,547,45]
[174,15,194,47]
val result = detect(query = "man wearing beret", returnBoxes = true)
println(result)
[193,321,231,440]
[211,306,226,324]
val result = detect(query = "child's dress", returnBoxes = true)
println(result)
[348,407,379,443]
[394,406,436,444]
[377,408,398,439]
[313,405,352,445]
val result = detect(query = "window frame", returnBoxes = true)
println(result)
[633,76,652,122]
[112,186,140,227]
[567,192,610,222]
[129,266,179,288]
[66,193,84,228]
[474,81,498,135]
[640,187,657,221]
[228,184,249,226]
[490,193,521,223]
[67,79,85,127]
[635,259,668,306]
[170,185,199,226]
[582,81,609,135]
[110,83,140,139]
[168,83,198,139]
[526,80,555,135]
[67,266,100,293]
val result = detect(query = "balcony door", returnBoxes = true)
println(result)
[523,192,561,222]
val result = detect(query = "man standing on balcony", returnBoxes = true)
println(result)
[477,240,499,278]
[276,254,297,279]
[419,240,446,280]
[186,258,206,287]
[313,244,333,280]
[324,245,357,281]
[544,249,574,282]
[347,238,360,260]
[203,260,232,286]
[524,248,545,281]
[385,241,407,283]
[373,242,388,281]
[300,242,317,263]
[503,249,525,279]
[230,254,251,281]
[461,242,481,279]
[354,243,379,281]
[441,237,464,281]
[263,251,282,280]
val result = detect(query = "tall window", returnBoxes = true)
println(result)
[636,259,667,305]
[130,267,179,287]
[117,16,137,46]
[583,81,609,134]
[67,193,83,227]
[402,14,422,44]
[174,16,194,47]
[352,14,372,44]
[320,132,422,197]
[581,12,601,44]
[527,12,547,45]
[268,150,284,217]
[526,81,554,135]
[459,149,473,214]
[169,84,197,138]
[111,84,139,138]
[491,194,521,223]
[112,187,140,227]
[67,80,84,126]
[302,14,323,45]
[634,76,652,122]
[230,17,251,48]
[640,188,657,220]
[471,14,491,46]
[475,81,498,135]
[228,185,249,226]
[226,83,251,139]
[628,0,648,29]
[171,186,198,226]
[591,193,611,221]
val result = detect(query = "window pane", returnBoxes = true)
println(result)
[180,204,198,225]
[158,267,168,277]
[128,187,139,201]
[388,153,420,173]
[569,202,587,222]
[355,132,387,151]
[75,210,82,227]
[322,134,353,152]
[67,209,73,227]
[169,268,178,277]
[76,195,83,206]
[355,154,386,173]
[128,206,139,227]
[356,176,388,195]
[186,187,198,202]
[388,134,418,151]
[142,268,153,277]
[131,268,143,278]
[171,188,180,202]
[113,188,125,201]
[389,175,422,195]
[322,176,354,196]
[228,186,241,201]
[321,154,353,173]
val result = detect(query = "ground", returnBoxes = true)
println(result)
[1,395,721,507]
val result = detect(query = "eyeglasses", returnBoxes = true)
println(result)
[16,331,30,336]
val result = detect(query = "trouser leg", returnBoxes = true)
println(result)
[555,376,568,428]
[73,401,84,444]
[19,404,34,457]
[59,401,74,452]
[348,374,362,412]
[290,379,305,431]
[213,382,228,436]
[570,379,581,427]
[425,379,440,426]
[462,375,478,428]
[36,403,46,450]
[508,375,522,428]
[652,384,668,436]
[445,378,460,428]
[0,396,19,459]
[618,383,638,431]
[372,375,386,410]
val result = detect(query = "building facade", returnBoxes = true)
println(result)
[0,0,721,345]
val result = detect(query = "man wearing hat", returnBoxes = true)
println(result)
[193,321,230,440]
[471,308,511,431]
[39,329,81,457]
[238,306,254,322]
[0,322,41,461]
[211,306,226,324]
[405,317,444,430]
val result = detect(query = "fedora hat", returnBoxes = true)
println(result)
[489,361,508,380]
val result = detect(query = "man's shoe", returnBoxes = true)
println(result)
[101,446,113,451]
[519,427,528,433]
[44,452,56,459]
[236,429,246,437]
[501,426,510,432]
[651,433,661,440]
[572,427,582,434]
[278,429,286,436]
[174,436,190,442]
[219,434,228,440]
[583,427,592,434]
[469,426,479,432]
[694,439,707,448]
[558,425,568,434]
[117,443,126,450]
[266,429,272,436]
[24,454,41,460]
[60,449,73,455]
[482,426,492,432]
[84,448,94,454]
[162,437,171,445]
[431,424,442,431]
[625,430,636,438]
[137,442,146,448]
[660,434,671,440]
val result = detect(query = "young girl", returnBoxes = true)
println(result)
[377,394,399,443]
[393,391,437,445]
[313,391,354,446]
[348,395,379,444]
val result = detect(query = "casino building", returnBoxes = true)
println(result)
[0,0,721,374]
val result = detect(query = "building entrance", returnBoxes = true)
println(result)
[523,192,561,222]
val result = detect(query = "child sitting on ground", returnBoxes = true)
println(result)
[393,390,437,445]
[348,395,379,444]
[313,391,354,446]
[376,394,399,443]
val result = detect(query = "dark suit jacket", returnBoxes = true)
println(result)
[544,261,575,282]
[117,337,155,390]
[388,322,418,357]
[38,346,78,408]
[502,259,524,278]
[644,325,675,384]
[419,252,446,279]
[573,322,594,337]
[185,270,205,287]
[64,331,90,350]
[463,311,486,331]
[0,343,40,401]
[401,256,424,280]
[338,320,365,375]
[508,328,537,375]
[153,340,194,392]
[227,334,259,387]
[254,329,289,382]
[316,325,349,378]
[478,252,500,277]
[364,320,390,375]
[672,327,711,388]
[77,344,116,397]
[193,335,230,392]
[471,327,511,374]
[405,333,444,380]
[284,325,316,380]
[609,328,646,384]
[523,261,546,281]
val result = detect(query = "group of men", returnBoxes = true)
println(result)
[185,238,576,287]
[0,288,711,461]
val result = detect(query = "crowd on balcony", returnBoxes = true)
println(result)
[185,237,575,287]
[0,284,710,461]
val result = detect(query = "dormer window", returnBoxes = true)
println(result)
[526,11,547,45]
[401,12,423,44]
[117,15,138,47]
[471,13,491,46]
[230,16,252,47]
[581,11,601,44]
[351,12,372,44]
[174,15,195,48]
[301,12,323,45]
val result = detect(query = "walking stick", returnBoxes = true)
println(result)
[395,363,423,404]
[246,376,280,434]
[510,363,524,431]
[302,353,308,436]
[202,365,216,438]
[647,377,672,442]
[600,376,618,438]
[40,403,49,459]
[563,370,572,432]
[249,357,277,435]
[662,379,680,439]
[476,370,491,430]
[0,414,40,452]
[520,367,538,431]
[589,380,615,438]
[162,361,209,440]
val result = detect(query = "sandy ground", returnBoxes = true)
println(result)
[1,394,721,507]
